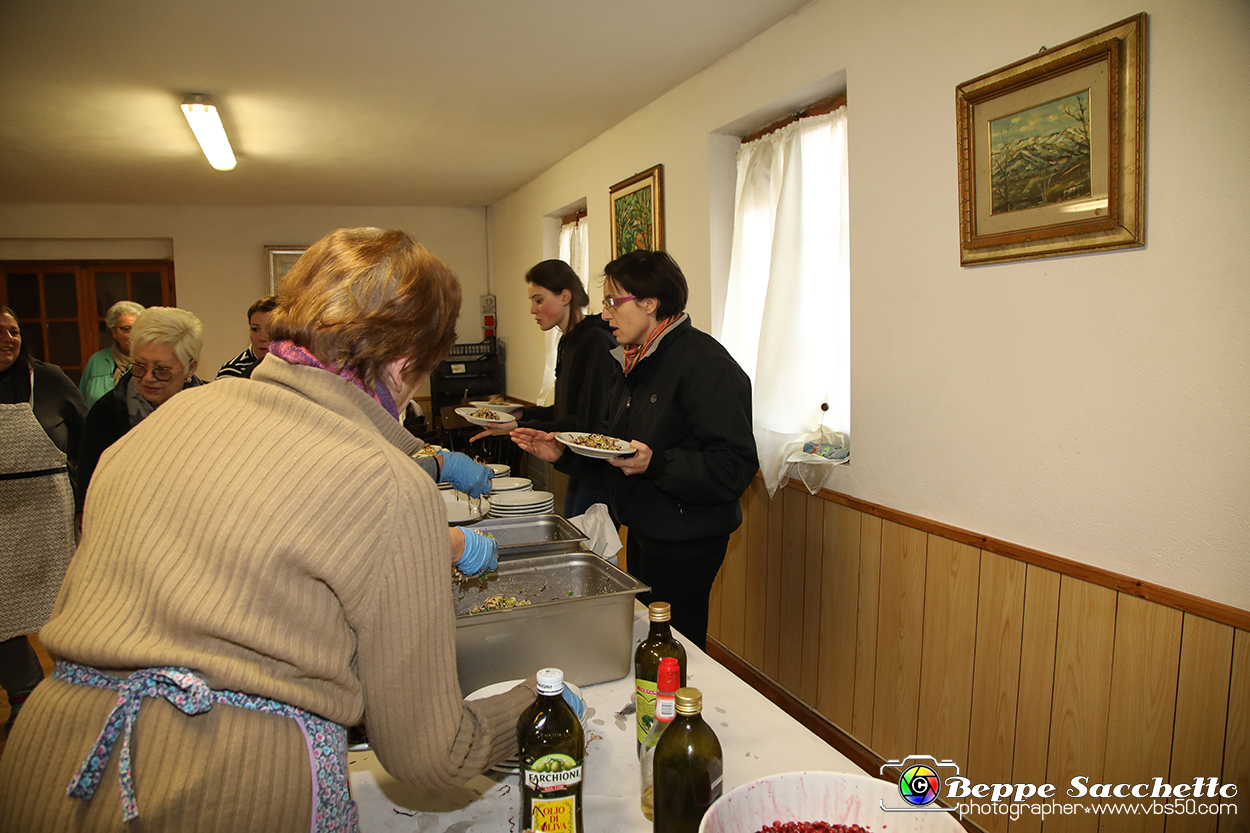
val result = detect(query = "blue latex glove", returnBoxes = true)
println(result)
[456,528,499,577]
[562,685,586,720]
[438,451,494,498]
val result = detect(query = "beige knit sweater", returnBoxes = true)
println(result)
[0,356,535,832]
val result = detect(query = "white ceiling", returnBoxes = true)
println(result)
[0,0,813,207]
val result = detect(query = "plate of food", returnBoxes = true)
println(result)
[455,406,516,427]
[466,679,585,774]
[470,399,523,413]
[555,431,636,459]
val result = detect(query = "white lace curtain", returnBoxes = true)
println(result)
[721,106,850,497]
[537,217,591,406]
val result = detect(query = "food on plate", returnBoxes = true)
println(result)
[468,595,530,614]
[571,433,623,450]
[471,407,505,420]
[488,395,511,405]
[755,824,872,833]
[414,444,440,457]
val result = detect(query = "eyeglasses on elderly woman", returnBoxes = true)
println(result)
[129,361,177,382]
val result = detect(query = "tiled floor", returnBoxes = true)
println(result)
[0,634,54,759]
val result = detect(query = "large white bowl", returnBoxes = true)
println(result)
[699,771,963,833]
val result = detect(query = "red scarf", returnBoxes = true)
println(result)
[622,316,681,375]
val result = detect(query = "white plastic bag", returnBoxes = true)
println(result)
[567,503,621,565]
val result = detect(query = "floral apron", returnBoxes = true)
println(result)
[55,662,359,832]
[0,371,76,642]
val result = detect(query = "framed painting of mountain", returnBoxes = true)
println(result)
[956,13,1146,265]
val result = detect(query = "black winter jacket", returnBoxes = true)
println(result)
[604,316,757,542]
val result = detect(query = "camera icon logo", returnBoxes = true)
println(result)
[880,755,960,813]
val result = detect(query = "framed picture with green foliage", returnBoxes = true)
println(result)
[609,164,665,258]
[956,13,1146,265]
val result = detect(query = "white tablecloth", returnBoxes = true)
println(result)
[349,603,869,831]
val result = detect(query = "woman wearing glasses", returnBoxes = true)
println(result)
[513,249,758,650]
[76,306,206,504]
[472,259,620,515]
[1,229,528,833]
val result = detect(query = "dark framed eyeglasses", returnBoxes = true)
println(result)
[602,294,637,311]
[129,362,176,382]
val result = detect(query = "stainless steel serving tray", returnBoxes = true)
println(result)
[454,550,648,694]
[464,514,588,557]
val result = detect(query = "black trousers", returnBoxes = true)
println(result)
[625,531,730,653]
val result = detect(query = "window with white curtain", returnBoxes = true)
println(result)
[536,213,590,406]
[721,102,849,497]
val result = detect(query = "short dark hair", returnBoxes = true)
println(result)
[602,249,688,320]
[247,295,280,320]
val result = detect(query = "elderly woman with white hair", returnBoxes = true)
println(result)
[78,299,145,407]
[76,306,205,503]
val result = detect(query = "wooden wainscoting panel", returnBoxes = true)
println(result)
[1101,594,1183,833]
[743,478,770,667]
[777,488,809,694]
[718,500,749,656]
[1220,629,1250,833]
[1045,576,1117,833]
[1009,565,1061,833]
[966,552,1027,833]
[763,488,786,678]
[800,492,826,704]
[916,535,982,767]
[852,513,883,742]
[1168,614,1234,833]
[816,502,862,729]
[872,520,929,758]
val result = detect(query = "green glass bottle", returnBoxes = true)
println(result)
[652,687,723,833]
[634,601,687,750]
[518,667,584,833]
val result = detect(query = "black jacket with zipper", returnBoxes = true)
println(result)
[604,316,757,542]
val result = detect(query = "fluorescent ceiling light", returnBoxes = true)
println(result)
[181,94,236,171]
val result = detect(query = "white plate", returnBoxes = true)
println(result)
[445,499,489,524]
[489,476,532,492]
[554,431,635,459]
[490,489,554,507]
[455,406,516,427]
[467,679,585,775]
[470,400,523,413]
[486,463,511,477]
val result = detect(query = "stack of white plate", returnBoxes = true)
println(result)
[486,463,510,477]
[487,490,554,517]
[489,476,532,493]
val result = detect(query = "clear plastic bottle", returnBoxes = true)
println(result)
[639,656,680,820]
[634,601,687,751]
[653,687,723,833]
[518,667,584,833]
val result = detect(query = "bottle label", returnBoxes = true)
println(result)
[654,693,675,722]
[635,679,658,743]
[530,794,578,832]
[523,754,583,792]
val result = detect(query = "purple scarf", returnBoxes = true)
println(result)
[268,339,400,419]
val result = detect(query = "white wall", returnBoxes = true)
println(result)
[489,0,1250,610]
[0,205,490,380]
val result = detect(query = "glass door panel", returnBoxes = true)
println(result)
[5,273,40,317]
[44,272,78,318]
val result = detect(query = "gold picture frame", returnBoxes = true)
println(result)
[609,164,665,258]
[265,245,307,293]
[956,13,1146,265]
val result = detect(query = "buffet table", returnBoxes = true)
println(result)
[349,602,871,831]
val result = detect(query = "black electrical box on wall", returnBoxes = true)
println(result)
[430,337,505,418]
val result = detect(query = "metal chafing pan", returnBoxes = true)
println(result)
[464,514,588,557]
[453,550,648,694]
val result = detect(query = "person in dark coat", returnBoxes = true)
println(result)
[78,306,206,505]
[0,305,87,734]
[513,250,758,649]
[472,259,620,516]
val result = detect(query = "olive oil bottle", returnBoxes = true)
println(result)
[634,601,687,750]
[518,668,584,833]
[652,687,723,833]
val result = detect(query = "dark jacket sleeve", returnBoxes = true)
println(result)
[78,388,130,507]
[524,321,621,436]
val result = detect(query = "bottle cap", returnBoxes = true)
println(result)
[648,601,672,622]
[536,667,565,696]
[657,657,680,694]
[674,686,702,715]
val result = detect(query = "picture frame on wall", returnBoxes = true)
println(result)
[956,13,1146,266]
[609,164,665,258]
[265,245,307,293]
